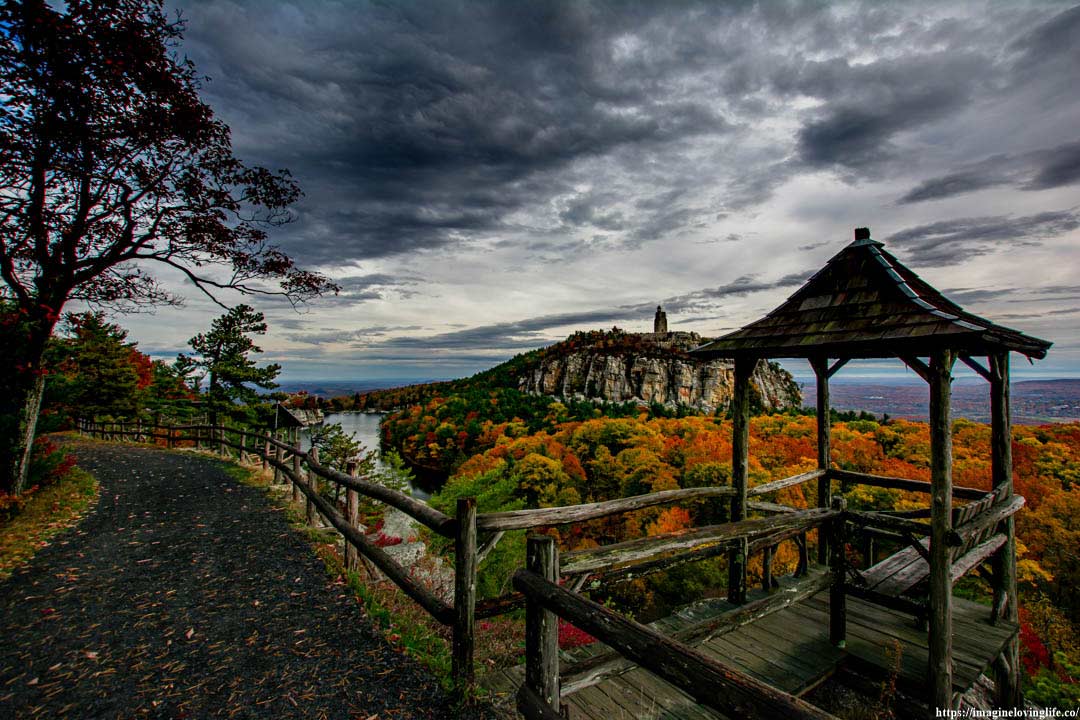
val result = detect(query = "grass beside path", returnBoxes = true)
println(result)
[0,449,98,582]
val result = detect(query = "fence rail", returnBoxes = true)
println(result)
[75,416,1020,706]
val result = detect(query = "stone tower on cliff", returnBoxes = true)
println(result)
[653,305,668,334]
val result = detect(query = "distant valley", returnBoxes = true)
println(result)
[801,378,1080,425]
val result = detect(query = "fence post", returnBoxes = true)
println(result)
[306,446,319,526]
[522,534,560,716]
[452,497,478,698]
[292,433,302,504]
[762,545,774,592]
[166,423,174,450]
[262,432,270,472]
[218,423,226,456]
[345,460,360,572]
[274,432,283,485]
[830,496,847,648]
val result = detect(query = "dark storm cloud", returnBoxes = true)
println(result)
[898,168,1015,204]
[1007,3,1080,76]
[886,210,1080,266]
[898,141,1080,203]
[1027,141,1080,190]
[180,0,742,263]
[174,0,1080,273]
[793,54,986,175]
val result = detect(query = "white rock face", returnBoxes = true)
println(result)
[518,334,800,413]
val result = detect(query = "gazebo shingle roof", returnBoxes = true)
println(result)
[692,229,1052,360]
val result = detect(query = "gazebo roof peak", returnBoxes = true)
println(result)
[692,227,1052,361]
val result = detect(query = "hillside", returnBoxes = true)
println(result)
[355,328,801,413]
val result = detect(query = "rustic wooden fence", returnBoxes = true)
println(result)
[76,418,1023,711]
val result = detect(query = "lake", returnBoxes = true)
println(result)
[301,411,434,500]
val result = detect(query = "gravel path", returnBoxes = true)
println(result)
[0,441,484,719]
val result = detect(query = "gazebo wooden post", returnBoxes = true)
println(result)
[990,351,1021,707]
[810,356,831,564]
[727,355,755,604]
[928,349,956,712]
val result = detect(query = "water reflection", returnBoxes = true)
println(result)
[299,412,431,501]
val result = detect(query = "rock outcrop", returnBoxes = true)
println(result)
[517,331,801,413]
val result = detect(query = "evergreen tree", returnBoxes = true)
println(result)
[179,305,280,424]
[44,313,145,422]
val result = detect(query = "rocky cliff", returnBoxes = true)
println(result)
[516,331,801,413]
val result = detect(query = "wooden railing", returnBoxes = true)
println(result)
[76,418,1023,706]
[514,506,845,720]
[74,418,753,695]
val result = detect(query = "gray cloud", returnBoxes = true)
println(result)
[127,0,1080,380]
[792,53,988,176]
[1027,141,1080,190]
[886,210,1080,266]
[940,287,1018,305]
[359,271,810,357]
[286,324,425,346]
[898,141,1080,203]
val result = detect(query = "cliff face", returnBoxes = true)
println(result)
[517,332,801,413]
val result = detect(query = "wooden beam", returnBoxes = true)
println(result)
[523,536,560,716]
[951,534,1007,584]
[989,350,1021,708]
[452,498,478,696]
[560,507,837,576]
[830,497,847,648]
[748,500,798,515]
[811,356,832,565]
[512,569,838,719]
[730,355,756,604]
[476,530,505,565]
[899,354,932,383]
[828,468,986,500]
[517,684,565,720]
[928,348,956,712]
[952,495,1024,543]
[827,358,849,378]
[475,592,526,619]
[903,531,932,563]
[959,354,992,382]
[475,485,735,531]
[747,469,826,497]
[845,509,935,539]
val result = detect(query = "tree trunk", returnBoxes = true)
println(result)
[0,309,59,495]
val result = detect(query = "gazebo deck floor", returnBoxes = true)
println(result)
[483,581,1018,719]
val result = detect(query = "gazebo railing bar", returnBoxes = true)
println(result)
[515,535,841,720]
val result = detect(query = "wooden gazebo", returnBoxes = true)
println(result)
[692,227,1051,710]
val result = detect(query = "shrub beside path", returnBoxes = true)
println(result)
[0,440,486,719]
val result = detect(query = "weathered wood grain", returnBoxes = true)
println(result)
[748,469,827,498]
[512,568,838,719]
[828,469,985,500]
[475,486,735,531]
[561,508,836,576]
[452,498,478,695]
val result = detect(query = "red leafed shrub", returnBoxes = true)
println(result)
[373,533,402,548]
[1019,607,1052,676]
[558,619,595,650]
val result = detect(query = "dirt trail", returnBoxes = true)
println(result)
[0,441,483,719]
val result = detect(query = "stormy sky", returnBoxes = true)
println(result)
[127,1,1080,381]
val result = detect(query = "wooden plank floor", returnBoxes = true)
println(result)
[482,588,1018,720]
